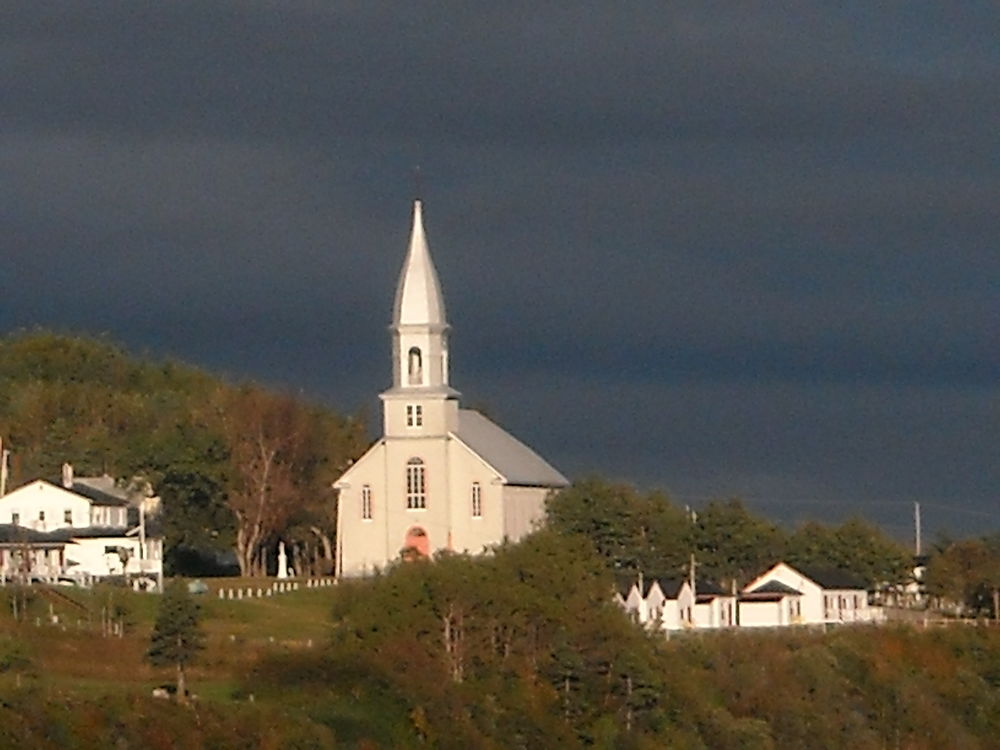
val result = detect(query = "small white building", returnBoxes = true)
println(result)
[0,467,162,586]
[618,576,700,632]
[742,562,878,626]
[693,581,738,629]
[738,581,804,628]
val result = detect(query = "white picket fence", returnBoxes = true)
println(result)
[216,578,335,600]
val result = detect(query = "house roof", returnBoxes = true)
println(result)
[694,578,727,596]
[0,524,132,543]
[0,524,60,544]
[51,527,133,541]
[652,577,689,599]
[614,572,641,599]
[746,580,802,597]
[68,478,130,507]
[454,409,569,488]
[797,566,866,590]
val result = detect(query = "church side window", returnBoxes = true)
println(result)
[361,485,373,520]
[408,347,423,385]
[406,458,426,509]
[406,404,423,427]
[471,482,482,518]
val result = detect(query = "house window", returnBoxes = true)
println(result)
[361,485,373,520]
[38,511,45,522]
[64,509,73,525]
[406,458,426,509]
[408,347,423,385]
[471,482,482,517]
[406,404,423,427]
[11,512,19,525]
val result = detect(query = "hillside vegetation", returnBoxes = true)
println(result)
[1,331,998,747]
[2,537,999,748]
[0,331,367,576]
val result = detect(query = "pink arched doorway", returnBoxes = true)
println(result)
[402,526,430,560]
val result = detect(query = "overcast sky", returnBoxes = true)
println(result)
[2,3,996,539]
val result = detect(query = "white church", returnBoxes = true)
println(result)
[334,201,568,577]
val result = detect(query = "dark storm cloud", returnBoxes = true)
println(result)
[1,3,996,536]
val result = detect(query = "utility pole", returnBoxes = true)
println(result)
[0,438,8,497]
[914,502,922,557]
[689,553,697,597]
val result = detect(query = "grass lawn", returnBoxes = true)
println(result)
[0,578,339,703]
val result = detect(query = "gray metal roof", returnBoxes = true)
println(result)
[454,409,569,488]
[69,479,130,507]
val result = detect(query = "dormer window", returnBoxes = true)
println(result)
[406,404,423,428]
[407,347,423,385]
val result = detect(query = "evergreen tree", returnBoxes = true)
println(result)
[146,580,204,701]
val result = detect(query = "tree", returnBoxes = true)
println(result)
[218,386,366,577]
[925,536,1000,617]
[146,580,204,701]
[546,477,693,578]
[694,498,786,588]
[786,518,910,589]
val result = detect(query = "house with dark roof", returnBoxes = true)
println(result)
[334,202,569,577]
[0,464,162,586]
[742,562,880,626]
[692,578,738,629]
[738,580,805,627]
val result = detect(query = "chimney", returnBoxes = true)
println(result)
[62,462,74,489]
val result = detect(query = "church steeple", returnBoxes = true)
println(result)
[382,200,458,437]
[393,200,447,329]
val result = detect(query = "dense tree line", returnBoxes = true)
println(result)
[0,331,367,577]
[545,477,913,591]
[1,332,991,616]
[242,532,1000,748]
[925,534,1000,617]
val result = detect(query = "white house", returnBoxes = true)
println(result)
[334,201,569,578]
[738,581,804,628]
[693,581,738,629]
[0,466,162,586]
[618,576,700,632]
[742,562,879,626]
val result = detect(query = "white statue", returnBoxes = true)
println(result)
[277,541,289,579]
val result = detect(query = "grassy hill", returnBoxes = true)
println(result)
[2,541,998,749]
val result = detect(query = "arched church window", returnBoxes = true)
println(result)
[408,347,423,385]
[471,482,482,518]
[406,458,426,509]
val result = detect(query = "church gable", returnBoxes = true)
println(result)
[334,439,386,490]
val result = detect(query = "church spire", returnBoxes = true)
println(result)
[387,200,454,397]
[393,200,447,328]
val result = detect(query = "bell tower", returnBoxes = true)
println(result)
[380,200,459,437]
